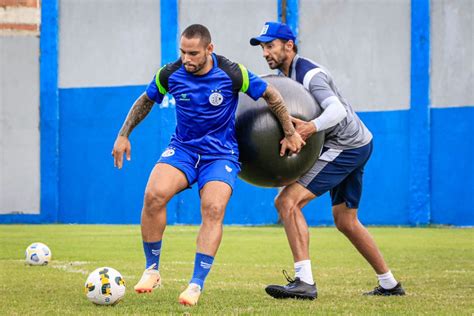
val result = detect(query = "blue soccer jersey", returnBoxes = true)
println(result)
[146,53,267,159]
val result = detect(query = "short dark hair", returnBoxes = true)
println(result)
[181,24,212,47]
[281,39,298,54]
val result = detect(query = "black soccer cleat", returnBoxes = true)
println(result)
[265,270,317,300]
[363,282,406,296]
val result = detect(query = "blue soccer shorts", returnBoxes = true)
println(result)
[157,145,241,192]
[297,141,373,209]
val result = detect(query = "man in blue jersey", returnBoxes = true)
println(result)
[250,22,405,299]
[112,24,305,306]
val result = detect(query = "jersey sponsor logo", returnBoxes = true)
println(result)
[225,165,233,173]
[260,24,269,35]
[209,91,224,106]
[178,93,190,102]
[161,148,175,157]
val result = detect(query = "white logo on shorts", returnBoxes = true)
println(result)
[209,92,224,106]
[161,148,175,157]
[225,165,232,173]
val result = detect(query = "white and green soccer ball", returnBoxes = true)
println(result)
[84,267,126,305]
[25,242,51,265]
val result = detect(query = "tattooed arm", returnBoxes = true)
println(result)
[112,93,155,169]
[118,93,155,137]
[261,84,305,156]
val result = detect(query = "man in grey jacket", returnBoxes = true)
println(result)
[250,21,405,300]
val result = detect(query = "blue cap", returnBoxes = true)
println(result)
[250,22,296,46]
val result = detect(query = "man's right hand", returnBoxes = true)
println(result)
[291,116,317,141]
[112,136,131,169]
[279,132,306,156]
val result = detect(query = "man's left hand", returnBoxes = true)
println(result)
[291,116,317,141]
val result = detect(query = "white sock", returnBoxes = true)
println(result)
[294,260,314,285]
[377,270,398,289]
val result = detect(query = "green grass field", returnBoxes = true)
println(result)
[0,225,473,315]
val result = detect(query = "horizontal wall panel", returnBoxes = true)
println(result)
[58,85,165,223]
[431,106,474,225]
[303,110,411,226]
[0,37,40,214]
[56,85,413,225]
[430,0,473,108]
[57,86,279,224]
[58,0,161,88]
[178,0,277,76]
[299,0,411,111]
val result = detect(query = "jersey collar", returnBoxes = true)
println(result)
[211,53,217,69]
[288,54,300,80]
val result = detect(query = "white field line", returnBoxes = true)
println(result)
[50,261,136,279]
[164,261,282,268]
[50,261,90,275]
[444,269,473,273]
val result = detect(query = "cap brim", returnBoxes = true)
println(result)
[249,35,277,46]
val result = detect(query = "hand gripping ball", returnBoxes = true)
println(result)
[236,75,324,187]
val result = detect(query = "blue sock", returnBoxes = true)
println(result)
[190,252,214,290]
[143,240,162,270]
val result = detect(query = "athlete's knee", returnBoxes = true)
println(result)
[333,207,359,234]
[143,188,169,215]
[201,202,225,223]
[275,195,298,219]
[335,218,356,235]
[274,194,289,212]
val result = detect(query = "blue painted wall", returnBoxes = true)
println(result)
[56,85,418,225]
[0,0,58,224]
[409,0,431,225]
[6,84,472,226]
[2,0,473,226]
[57,85,280,224]
[54,87,474,226]
[431,106,474,225]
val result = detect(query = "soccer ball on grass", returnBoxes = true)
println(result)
[25,242,51,265]
[84,267,126,305]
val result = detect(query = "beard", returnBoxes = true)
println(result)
[266,57,283,70]
[265,50,286,70]
[184,57,208,74]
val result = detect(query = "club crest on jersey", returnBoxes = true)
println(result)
[161,148,175,157]
[209,90,224,106]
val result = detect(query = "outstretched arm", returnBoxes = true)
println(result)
[261,84,305,156]
[112,93,155,169]
[118,92,155,137]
